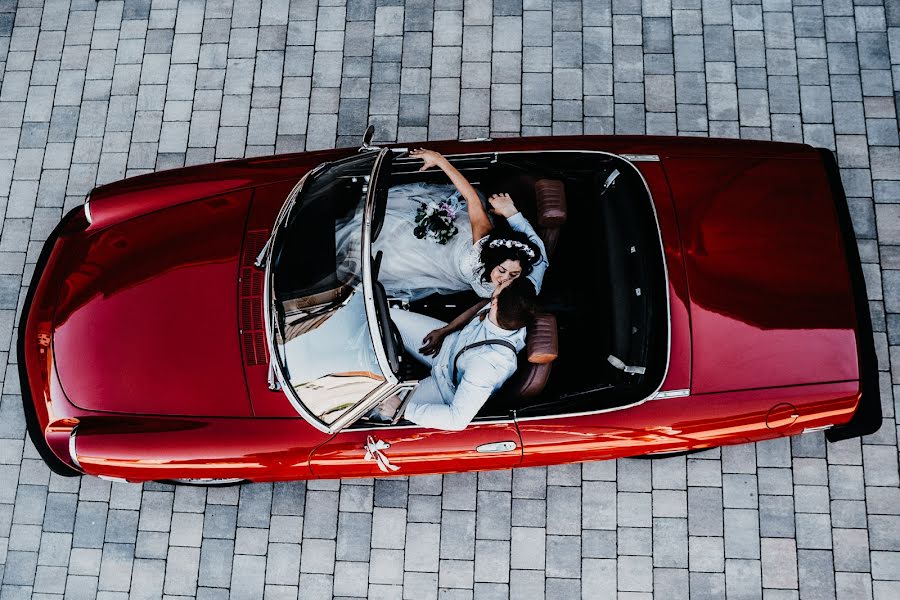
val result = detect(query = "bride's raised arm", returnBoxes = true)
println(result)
[410,149,493,243]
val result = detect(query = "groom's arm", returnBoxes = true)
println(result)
[405,363,507,431]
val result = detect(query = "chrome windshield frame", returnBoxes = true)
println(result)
[358,147,400,385]
[263,150,396,434]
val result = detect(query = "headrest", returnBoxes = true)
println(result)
[534,179,567,227]
[527,313,558,364]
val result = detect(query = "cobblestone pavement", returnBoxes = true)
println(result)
[1,0,899,598]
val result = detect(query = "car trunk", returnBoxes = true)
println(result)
[662,152,860,394]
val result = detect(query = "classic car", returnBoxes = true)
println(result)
[19,131,880,484]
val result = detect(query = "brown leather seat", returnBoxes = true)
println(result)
[534,179,567,258]
[503,313,559,398]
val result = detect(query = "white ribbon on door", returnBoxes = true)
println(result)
[364,436,400,473]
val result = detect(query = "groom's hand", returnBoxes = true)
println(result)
[420,327,447,356]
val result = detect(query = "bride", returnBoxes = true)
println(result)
[362,148,549,301]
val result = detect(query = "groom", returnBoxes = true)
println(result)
[378,278,537,431]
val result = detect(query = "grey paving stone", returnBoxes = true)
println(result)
[545,535,579,579]
[618,554,652,592]
[869,516,900,551]
[653,518,688,568]
[440,510,475,561]
[794,484,831,514]
[233,527,268,558]
[833,528,871,572]
[798,550,837,600]
[761,538,798,589]
[689,535,725,573]
[105,509,140,545]
[197,538,233,589]
[371,507,405,549]
[303,490,338,539]
[654,567,690,599]
[135,530,169,561]
[298,538,335,576]
[406,522,440,573]
[73,501,108,549]
[725,558,763,600]
[202,503,237,539]
[98,542,135,592]
[163,546,200,596]
[265,542,301,586]
[724,509,760,559]
[230,554,265,600]
[618,526,652,556]
[688,488,724,536]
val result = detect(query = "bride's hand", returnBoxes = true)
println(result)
[488,193,519,218]
[411,148,445,171]
[420,327,448,356]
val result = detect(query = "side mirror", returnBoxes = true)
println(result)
[360,125,376,151]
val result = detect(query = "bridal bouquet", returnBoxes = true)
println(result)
[413,199,460,244]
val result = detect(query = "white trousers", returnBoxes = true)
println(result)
[389,308,447,367]
[389,308,449,411]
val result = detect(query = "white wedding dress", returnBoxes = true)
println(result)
[336,182,546,302]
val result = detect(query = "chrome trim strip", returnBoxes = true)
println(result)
[620,154,660,162]
[68,427,82,470]
[650,388,690,400]
[802,425,832,435]
[83,197,92,225]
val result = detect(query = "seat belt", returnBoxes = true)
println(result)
[453,339,518,386]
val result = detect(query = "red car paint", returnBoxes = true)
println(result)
[19,135,878,482]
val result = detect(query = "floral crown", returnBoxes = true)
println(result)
[488,238,536,259]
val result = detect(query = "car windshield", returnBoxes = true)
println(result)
[270,151,388,427]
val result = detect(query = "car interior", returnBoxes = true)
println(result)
[273,150,669,427]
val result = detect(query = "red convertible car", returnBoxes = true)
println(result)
[20,133,879,484]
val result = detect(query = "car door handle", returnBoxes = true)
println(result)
[476,441,518,453]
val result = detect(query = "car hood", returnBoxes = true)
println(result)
[52,191,255,416]
[663,153,859,394]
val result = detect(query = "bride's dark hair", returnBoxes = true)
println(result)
[479,228,542,283]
